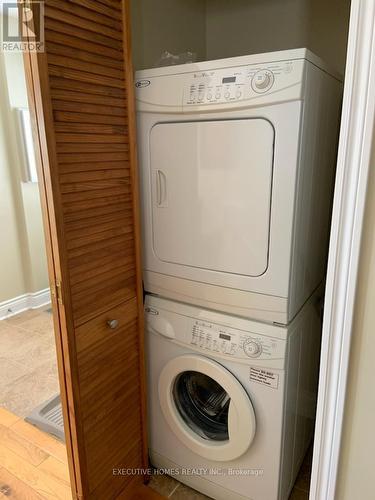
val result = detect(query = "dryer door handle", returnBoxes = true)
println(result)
[156,169,168,207]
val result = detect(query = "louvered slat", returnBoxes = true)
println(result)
[29,1,147,497]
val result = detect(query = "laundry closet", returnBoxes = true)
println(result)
[129,1,351,500]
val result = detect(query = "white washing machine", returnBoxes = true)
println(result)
[145,292,322,500]
[136,49,342,324]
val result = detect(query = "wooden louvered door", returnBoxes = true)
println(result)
[23,1,149,498]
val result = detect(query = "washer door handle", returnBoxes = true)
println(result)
[228,399,240,439]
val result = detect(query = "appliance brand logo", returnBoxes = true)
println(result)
[194,71,214,78]
[145,307,159,315]
[135,79,151,88]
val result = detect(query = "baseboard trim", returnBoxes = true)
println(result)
[0,288,51,320]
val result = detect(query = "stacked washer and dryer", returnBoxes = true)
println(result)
[135,49,342,500]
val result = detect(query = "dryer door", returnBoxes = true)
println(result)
[159,355,256,461]
[150,118,274,277]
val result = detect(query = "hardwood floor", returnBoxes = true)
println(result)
[0,407,71,499]
[0,409,165,500]
[0,405,311,500]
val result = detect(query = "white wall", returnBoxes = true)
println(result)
[131,1,351,75]
[206,0,351,75]
[21,182,49,295]
[131,0,206,70]
[307,0,351,76]
[0,61,28,302]
[206,0,311,62]
[336,142,375,499]
[0,14,49,305]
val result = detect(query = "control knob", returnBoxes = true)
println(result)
[243,339,262,358]
[251,70,275,93]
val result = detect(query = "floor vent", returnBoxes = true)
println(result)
[25,394,65,442]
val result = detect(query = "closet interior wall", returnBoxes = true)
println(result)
[131,0,351,76]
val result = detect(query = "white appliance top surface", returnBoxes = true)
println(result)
[145,294,288,337]
[135,48,341,112]
[135,48,341,81]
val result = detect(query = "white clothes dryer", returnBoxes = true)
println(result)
[145,291,322,500]
[136,49,342,324]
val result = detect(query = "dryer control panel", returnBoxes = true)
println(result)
[183,60,300,106]
[135,53,309,113]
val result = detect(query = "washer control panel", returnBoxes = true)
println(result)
[184,60,295,106]
[190,320,285,360]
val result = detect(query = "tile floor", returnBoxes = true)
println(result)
[149,446,312,499]
[0,305,60,418]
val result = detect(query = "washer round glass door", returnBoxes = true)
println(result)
[159,355,256,461]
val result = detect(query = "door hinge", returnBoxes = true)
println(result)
[51,280,63,305]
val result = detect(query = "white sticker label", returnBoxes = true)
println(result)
[250,367,279,389]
